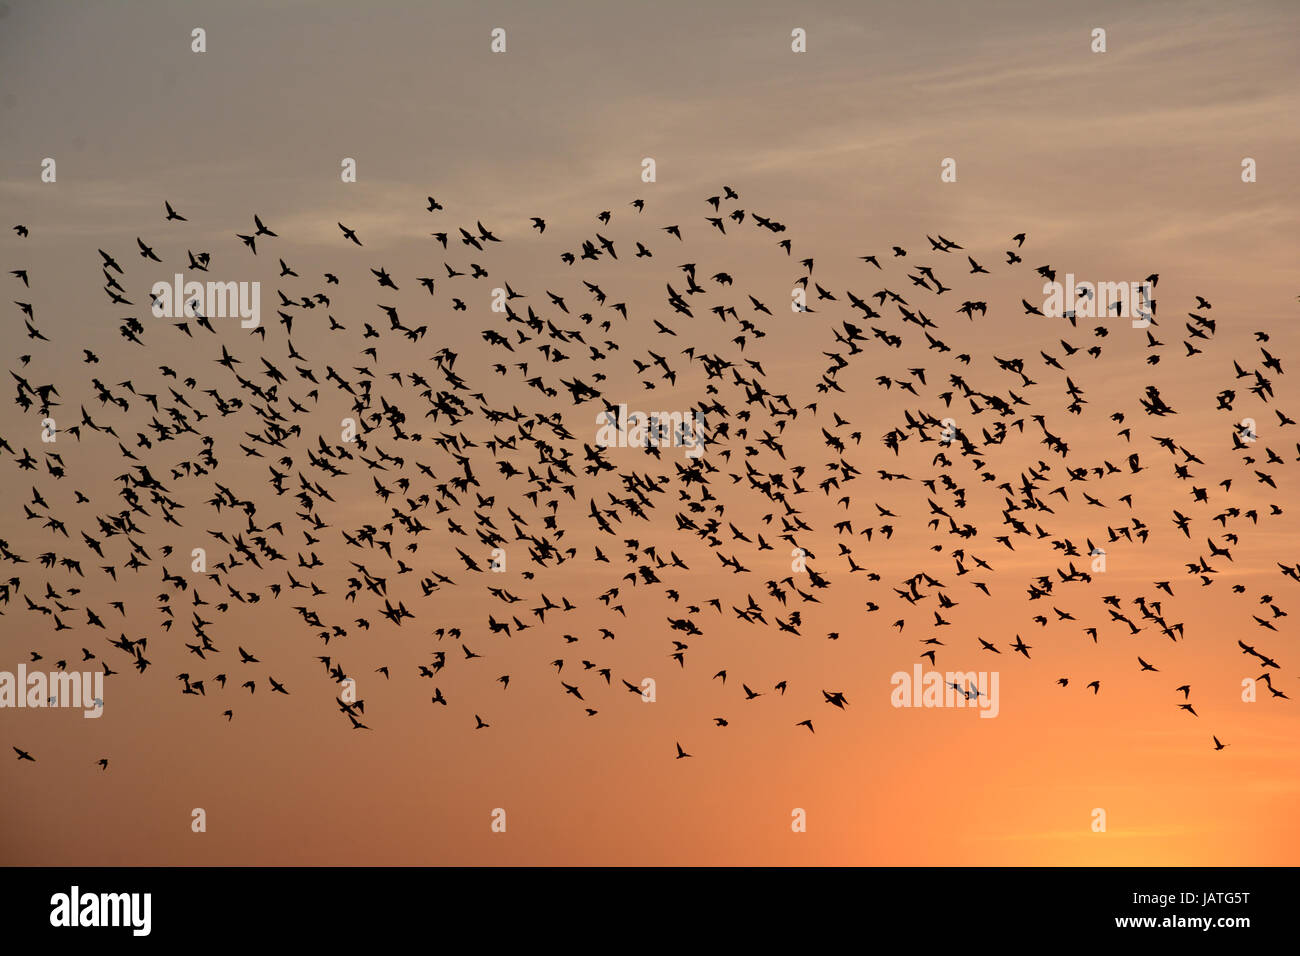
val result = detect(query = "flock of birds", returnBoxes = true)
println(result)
[4,184,1294,772]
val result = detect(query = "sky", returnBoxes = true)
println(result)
[1,0,1298,865]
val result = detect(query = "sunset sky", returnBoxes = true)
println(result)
[1,0,1297,865]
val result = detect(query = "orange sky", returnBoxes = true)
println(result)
[1,0,1298,865]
